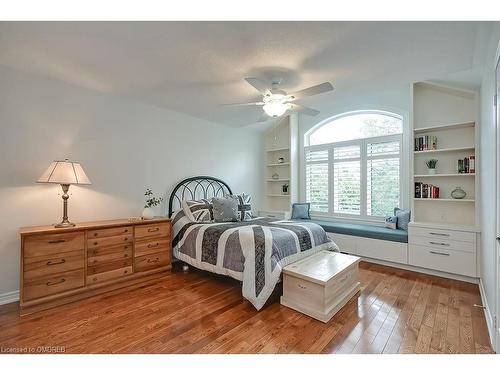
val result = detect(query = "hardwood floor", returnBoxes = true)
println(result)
[0,261,494,354]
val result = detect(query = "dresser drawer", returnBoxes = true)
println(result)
[134,251,170,272]
[88,247,132,265]
[24,232,84,258]
[24,250,84,280]
[87,258,133,275]
[410,235,476,253]
[408,244,476,277]
[87,226,132,239]
[86,266,132,285]
[135,238,170,257]
[87,234,132,249]
[23,269,84,301]
[409,226,475,243]
[87,243,132,257]
[135,223,170,240]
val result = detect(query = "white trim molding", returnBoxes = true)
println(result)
[479,279,497,353]
[0,290,19,305]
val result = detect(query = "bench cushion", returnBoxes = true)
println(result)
[309,220,408,243]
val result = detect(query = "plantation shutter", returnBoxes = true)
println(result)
[366,140,400,216]
[305,148,329,212]
[333,144,361,215]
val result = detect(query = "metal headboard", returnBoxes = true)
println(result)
[168,176,233,217]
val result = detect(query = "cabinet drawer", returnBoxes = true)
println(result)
[134,251,170,273]
[23,269,84,301]
[410,235,475,253]
[327,233,357,254]
[24,232,84,258]
[408,244,476,277]
[135,238,170,257]
[87,243,132,257]
[88,248,132,265]
[135,222,170,240]
[87,234,132,249]
[86,266,132,285]
[87,226,132,239]
[87,258,133,275]
[24,250,84,280]
[409,226,475,243]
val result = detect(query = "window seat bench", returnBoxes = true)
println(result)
[307,220,409,265]
[311,220,408,243]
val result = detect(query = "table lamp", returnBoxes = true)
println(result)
[37,158,92,228]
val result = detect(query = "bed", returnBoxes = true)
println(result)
[168,176,338,310]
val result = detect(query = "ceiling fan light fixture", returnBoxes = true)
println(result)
[263,94,289,117]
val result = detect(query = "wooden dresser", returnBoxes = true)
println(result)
[19,217,172,315]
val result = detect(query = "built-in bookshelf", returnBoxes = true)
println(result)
[262,115,299,215]
[411,82,479,228]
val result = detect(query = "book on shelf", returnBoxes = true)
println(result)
[414,135,437,151]
[457,156,475,174]
[414,182,440,199]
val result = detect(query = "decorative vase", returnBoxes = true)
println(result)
[142,207,154,219]
[451,187,466,199]
[428,168,436,175]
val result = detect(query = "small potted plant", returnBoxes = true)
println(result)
[426,159,438,175]
[142,188,163,220]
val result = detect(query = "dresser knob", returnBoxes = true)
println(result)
[124,270,128,274]
[93,277,98,281]
[94,242,98,246]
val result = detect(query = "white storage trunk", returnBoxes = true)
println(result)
[280,250,361,323]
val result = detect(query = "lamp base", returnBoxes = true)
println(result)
[54,220,76,228]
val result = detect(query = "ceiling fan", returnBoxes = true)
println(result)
[225,77,334,121]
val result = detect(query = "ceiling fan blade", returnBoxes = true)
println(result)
[289,103,320,116]
[222,102,264,107]
[289,82,334,100]
[245,77,271,94]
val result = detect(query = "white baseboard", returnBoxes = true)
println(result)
[359,256,479,284]
[479,279,496,353]
[0,290,19,305]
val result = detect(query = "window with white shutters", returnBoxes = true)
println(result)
[304,111,404,220]
[333,145,361,215]
[305,149,329,212]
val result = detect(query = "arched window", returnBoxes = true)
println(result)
[304,111,403,218]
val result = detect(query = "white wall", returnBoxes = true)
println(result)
[0,65,263,297]
[479,25,500,349]
[297,85,412,220]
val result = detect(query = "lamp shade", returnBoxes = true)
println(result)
[37,159,91,185]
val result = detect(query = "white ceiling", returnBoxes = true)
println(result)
[0,22,492,127]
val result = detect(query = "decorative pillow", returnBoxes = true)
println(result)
[225,193,253,221]
[394,208,411,231]
[182,199,213,222]
[385,215,398,229]
[291,203,311,220]
[212,196,239,222]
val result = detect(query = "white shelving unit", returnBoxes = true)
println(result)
[411,81,479,227]
[261,115,299,217]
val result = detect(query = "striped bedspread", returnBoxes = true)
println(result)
[172,211,338,310]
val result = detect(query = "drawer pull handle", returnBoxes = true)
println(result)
[429,232,450,237]
[46,278,65,286]
[124,270,128,274]
[94,233,98,237]
[93,277,98,282]
[147,258,160,264]
[48,239,66,244]
[124,253,128,258]
[94,242,98,246]
[429,250,450,256]
[124,229,129,233]
[46,259,66,266]
[339,275,349,283]
[148,228,160,233]
[298,283,307,290]
[147,242,160,248]
[429,241,450,246]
